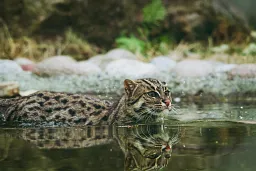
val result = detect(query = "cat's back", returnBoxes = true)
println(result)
[0,91,112,125]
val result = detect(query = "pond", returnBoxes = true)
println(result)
[0,102,256,171]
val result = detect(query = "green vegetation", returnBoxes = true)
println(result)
[0,0,255,63]
[142,0,166,23]
[115,0,171,58]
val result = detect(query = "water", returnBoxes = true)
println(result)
[0,103,256,171]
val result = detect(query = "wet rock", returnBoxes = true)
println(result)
[0,60,23,74]
[105,59,158,78]
[15,57,35,72]
[150,56,176,72]
[228,64,256,78]
[173,60,214,77]
[33,56,77,76]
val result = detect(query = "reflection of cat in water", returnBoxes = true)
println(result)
[0,125,180,171]
[115,125,180,171]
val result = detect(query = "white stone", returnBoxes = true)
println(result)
[33,56,77,75]
[88,49,137,69]
[214,63,237,73]
[173,60,214,77]
[33,56,102,76]
[20,90,38,96]
[77,61,102,75]
[14,57,34,65]
[105,59,158,78]
[0,60,23,74]
[150,56,176,72]
[106,48,137,60]
[87,54,114,69]
[228,64,256,78]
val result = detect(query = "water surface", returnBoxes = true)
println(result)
[0,103,256,171]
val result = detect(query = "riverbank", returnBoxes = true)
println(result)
[0,48,255,103]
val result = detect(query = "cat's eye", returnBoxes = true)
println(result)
[146,153,160,159]
[147,91,159,98]
[165,90,170,96]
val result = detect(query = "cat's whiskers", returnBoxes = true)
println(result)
[170,106,179,115]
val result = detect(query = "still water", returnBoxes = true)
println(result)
[0,103,256,171]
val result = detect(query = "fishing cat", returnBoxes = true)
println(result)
[0,78,172,126]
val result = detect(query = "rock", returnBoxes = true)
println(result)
[19,90,38,96]
[77,61,102,75]
[173,60,214,77]
[105,59,158,78]
[88,49,137,69]
[228,64,256,78]
[21,64,35,71]
[33,56,77,76]
[14,57,34,65]
[33,56,102,76]
[150,56,176,72]
[0,60,23,74]
[214,63,237,73]
[106,48,137,60]
[87,54,113,69]
[14,57,35,71]
[0,82,19,97]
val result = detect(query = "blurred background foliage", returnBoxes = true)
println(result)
[0,0,256,61]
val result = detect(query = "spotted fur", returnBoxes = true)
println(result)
[0,78,172,126]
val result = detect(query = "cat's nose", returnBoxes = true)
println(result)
[163,99,171,107]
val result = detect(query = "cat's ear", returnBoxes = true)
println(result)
[124,79,138,97]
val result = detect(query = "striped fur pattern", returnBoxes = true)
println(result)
[109,78,172,124]
[0,78,171,126]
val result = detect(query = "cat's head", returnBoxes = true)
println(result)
[124,78,172,118]
[125,142,172,171]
